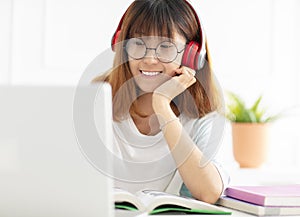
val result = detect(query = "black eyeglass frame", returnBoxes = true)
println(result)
[124,38,186,63]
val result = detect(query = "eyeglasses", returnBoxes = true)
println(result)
[124,38,185,63]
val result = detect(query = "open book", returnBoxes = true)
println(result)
[114,188,231,215]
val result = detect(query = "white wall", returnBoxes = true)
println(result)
[198,0,300,168]
[0,0,299,168]
[0,0,133,85]
[0,0,12,82]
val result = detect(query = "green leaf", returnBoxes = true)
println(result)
[225,91,280,123]
[250,95,262,113]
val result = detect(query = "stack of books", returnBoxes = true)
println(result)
[217,184,300,216]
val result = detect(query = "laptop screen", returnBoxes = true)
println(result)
[0,84,114,217]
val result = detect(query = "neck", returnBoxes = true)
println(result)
[130,93,154,118]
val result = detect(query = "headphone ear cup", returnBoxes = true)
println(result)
[111,30,122,51]
[182,41,200,70]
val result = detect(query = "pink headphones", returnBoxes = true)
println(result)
[111,0,206,70]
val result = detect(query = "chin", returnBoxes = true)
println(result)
[135,80,163,93]
[133,73,170,93]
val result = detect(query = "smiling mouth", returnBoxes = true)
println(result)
[140,70,162,76]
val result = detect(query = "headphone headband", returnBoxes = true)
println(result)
[111,0,206,70]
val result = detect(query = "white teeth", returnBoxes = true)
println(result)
[141,71,160,76]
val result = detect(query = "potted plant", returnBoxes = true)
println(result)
[226,92,279,168]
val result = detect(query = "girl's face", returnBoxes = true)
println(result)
[127,33,187,93]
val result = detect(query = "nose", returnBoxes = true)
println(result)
[143,48,159,64]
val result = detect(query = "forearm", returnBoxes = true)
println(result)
[153,96,223,204]
[175,137,223,204]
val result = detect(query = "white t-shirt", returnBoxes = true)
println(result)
[112,111,230,195]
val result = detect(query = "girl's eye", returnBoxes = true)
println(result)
[130,38,145,46]
[135,41,144,46]
[160,44,173,49]
[159,41,175,49]
[127,38,145,46]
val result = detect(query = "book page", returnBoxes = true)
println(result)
[135,190,231,215]
[114,188,145,211]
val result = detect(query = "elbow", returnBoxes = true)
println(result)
[196,192,220,204]
[192,185,223,204]
[193,192,220,204]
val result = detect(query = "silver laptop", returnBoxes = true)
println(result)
[0,84,114,217]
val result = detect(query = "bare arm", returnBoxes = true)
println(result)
[152,67,223,204]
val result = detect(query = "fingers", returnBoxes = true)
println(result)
[174,66,196,77]
[173,66,196,87]
[184,67,196,76]
[153,67,196,103]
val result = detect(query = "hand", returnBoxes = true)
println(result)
[153,66,196,103]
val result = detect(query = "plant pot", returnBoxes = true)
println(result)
[231,122,269,168]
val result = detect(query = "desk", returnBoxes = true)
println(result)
[227,165,300,185]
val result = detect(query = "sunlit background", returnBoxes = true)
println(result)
[0,0,300,179]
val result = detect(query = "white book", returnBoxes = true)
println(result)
[114,188,231,215]
[217,196,300,216]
